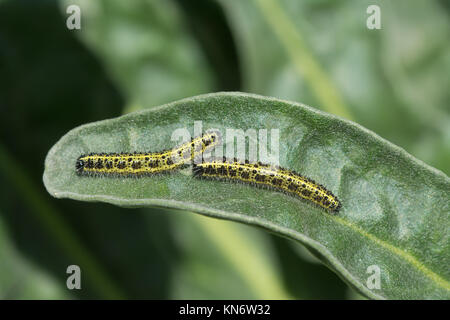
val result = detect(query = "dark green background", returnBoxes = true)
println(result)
[0,0,448,299]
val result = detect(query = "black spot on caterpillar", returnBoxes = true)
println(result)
[193,158,341,213]
[76,130,221,177]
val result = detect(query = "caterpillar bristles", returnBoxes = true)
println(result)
[192,158,341,213]
[76,130,221,177]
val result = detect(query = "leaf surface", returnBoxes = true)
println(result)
[44,92,450,299]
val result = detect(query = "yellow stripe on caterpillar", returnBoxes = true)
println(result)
[193,158,341,213]
[75,130,221,176]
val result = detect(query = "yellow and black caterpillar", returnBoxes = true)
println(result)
[75,131,221,177]
[193,158,341,213]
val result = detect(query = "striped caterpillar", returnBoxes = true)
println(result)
[75,130,221,177]
[193,158,341,213]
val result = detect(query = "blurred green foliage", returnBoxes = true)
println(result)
[0,0,448,299]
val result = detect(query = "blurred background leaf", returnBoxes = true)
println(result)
[0,214,70,299]
[0,0,448,299]
[59,0,215,113]
[220,0,450,174]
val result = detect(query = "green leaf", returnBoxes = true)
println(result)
[43,92,450,299]
[57,0,294,299]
